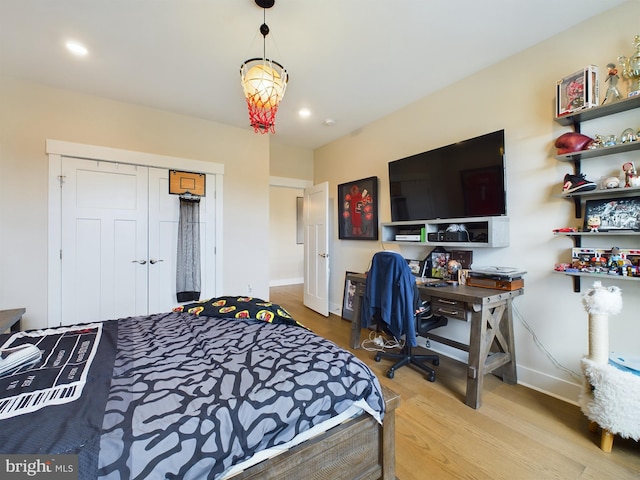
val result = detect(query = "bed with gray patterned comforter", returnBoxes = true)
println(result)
[0,302,385,479]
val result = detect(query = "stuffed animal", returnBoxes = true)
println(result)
[601,176,620,189]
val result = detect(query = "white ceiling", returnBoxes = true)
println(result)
[0,0,628,149]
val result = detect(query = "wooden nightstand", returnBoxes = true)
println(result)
[0,308,25,333]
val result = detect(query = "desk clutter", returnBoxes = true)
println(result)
[406,252,526,290]
[465,266,526,291]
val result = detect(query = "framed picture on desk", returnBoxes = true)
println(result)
[429,248,450,279]
[406,258,427,277]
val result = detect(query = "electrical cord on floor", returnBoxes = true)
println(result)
[361,330,404,352]
[513,303,582,381]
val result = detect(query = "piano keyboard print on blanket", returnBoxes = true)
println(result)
[0,324,103,420]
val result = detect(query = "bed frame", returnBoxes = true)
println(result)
[235,386,400,480]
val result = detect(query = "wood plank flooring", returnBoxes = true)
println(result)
[270,284,640,480]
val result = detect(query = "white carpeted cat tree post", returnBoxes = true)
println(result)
[578,281,640,452]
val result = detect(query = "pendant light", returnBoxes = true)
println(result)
[240,0,289,134]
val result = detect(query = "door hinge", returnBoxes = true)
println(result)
[58,175,66,187]
[59,249,62,260]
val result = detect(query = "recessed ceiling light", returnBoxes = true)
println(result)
[298,108,311,118]
[65,40,88,57]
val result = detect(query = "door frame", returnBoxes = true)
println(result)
[47,139,224,327]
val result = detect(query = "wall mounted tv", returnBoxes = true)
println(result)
[388,130,506,222]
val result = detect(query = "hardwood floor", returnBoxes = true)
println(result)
[270,284,640,480]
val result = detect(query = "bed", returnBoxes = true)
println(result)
[0,296,398,480]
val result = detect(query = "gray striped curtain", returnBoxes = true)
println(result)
[176,197,201,302]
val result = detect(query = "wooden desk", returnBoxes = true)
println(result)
[347,273,523,409]
[0,308,25,333]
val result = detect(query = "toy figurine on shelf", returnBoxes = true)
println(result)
[618,34,640,96]
[607,247,623,270]
[623,161,638,187]
[602,63,622,105]
[587,215,601,232]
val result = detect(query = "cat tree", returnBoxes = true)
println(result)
[578,281,640,452]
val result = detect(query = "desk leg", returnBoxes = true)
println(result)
[466,300,518,408]
[498,301,517,384]
[466,307,486,409]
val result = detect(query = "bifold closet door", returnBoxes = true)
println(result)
[60,158,216,326]
[147,167,217,314]
[60,158,149,325]
[147,167,181,315]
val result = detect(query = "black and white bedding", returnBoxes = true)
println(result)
[0,297,385,479]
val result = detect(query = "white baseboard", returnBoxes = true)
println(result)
[269,278,304,287]
[516,364,581,406]
[330,302,344,317]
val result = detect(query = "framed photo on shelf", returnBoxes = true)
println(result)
[341,271,359,321]
[338,176,378,240]
[555,65,599,118]
[583,197,640,232]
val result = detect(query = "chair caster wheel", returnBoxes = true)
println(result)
[432,358,440,366]
[427,372,436,382]
[374,353,382,362]
[386,369,395,379]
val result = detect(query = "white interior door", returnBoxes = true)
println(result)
[303,182,329,316]
[147,167,179,314]
[61,159,148,325]
[147,168,217,314]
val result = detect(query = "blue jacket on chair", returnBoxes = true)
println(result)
[362,251,418,347]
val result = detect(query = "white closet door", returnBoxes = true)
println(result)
[61,158,148,325]
[196,174,217,303]
[147,167,179,314]
[147,168,218,313]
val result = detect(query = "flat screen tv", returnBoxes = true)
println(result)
[388,130,506,222]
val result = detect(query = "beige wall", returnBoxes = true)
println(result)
[0,76,271,329]
[268,142,314,286]
[314,1,640,403]
[270,142,314,180]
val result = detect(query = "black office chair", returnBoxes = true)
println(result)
[362,251,447,382]
[375,304,448,381]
